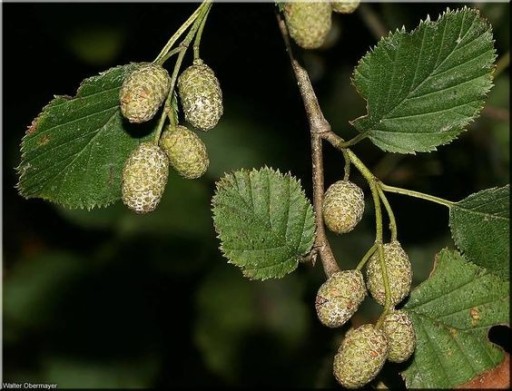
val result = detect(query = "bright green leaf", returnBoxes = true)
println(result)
[17,64,156,209]
[403,249,509,389]
[449,185,510,278]
[352,7,496,153]
[211,167,315,280]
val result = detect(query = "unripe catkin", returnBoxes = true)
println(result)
[159,125,209,179]
[323,180,365,234]
[120,63,171,123]
[177,61,223,131]
[332,0,360,14]
[366,241,413,306]
[315,270,366,328]
[122,142,169,214]
[283,2,332,49]
[333,324,389,389]
[383,310,416,363]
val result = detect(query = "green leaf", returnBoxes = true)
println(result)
[449,185,510,278]
[403,249,509,389]
[211,167,315,280]
[17,64,155,209]
[352,7,496,153]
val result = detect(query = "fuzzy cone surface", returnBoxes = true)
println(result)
[178,62,223,131]
[332,0,360,14]
[315,270,366,328]
[383,309,416,363]
[366,241,413,306]
[119,63,171,123]
[122,142,169,213]
[160,125,209,179]
[322,180,365,234]
[284,2,332,49]
[333,324,389,389]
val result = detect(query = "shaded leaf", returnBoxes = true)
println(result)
[17,64,156,209]
[194,265,309,382]
[3,252,86,332]
[57,172,212,238]
[352,7,496,153]
[449,185,510,278]
[403,249,509,389]
[211,167,315,280]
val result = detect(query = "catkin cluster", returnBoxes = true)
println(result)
[119,59,221,214]
[316,178,415,387]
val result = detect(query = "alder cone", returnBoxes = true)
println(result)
[366,241,413,306]
[315,270,366,328]
[333,324,389,389]
[178,62,223,131]
[383,310,416,363]
[332,0,360,14]
[284,2,332,49]
[160,125,209,179]
[120,63,171,123]
[323,180,365,234]
[122,142,169,214]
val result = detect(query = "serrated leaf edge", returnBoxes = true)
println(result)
[350,6,496,154]
[211,166,316,280]
[16,64,139,210]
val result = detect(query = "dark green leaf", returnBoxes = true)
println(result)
[403,249,509,388]
[352,8,496,153]
[17,64,156,209]
[449,185,510,278]
[211,167,315,280]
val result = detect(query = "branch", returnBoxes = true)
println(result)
[277,13,340,278]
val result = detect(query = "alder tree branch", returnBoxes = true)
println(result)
[277,13,340,278]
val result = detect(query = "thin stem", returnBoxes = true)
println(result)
[340,131,369,147]
[358,3,388,39]
[342,149,351,181]
[193,4,211,60]
[154,4,210,143]
[322,130,353,150]
[277,12,340,278]
[356,243,377,271]
[345,148,373,183]
[369,182,393,321]
[374,242,391,330]
[157,47,183,66]
[370,181,384,244]
[153,1,211,65]
[153,98,171,143]
[168,94,178,128]
[495,51,510,79]
[380,183,455,208]
[378,186,398,242]
[482,105,510,122]
[346,148,394,323]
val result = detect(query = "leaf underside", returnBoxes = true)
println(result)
[352,7,496,153]
[449,185,510,278]
[211,167,316,280]
[403,249,509,389]
[17,64,155,209]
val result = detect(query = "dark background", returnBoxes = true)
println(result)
[3,2,510,388]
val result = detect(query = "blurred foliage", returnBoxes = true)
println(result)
[3,2,509,388]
